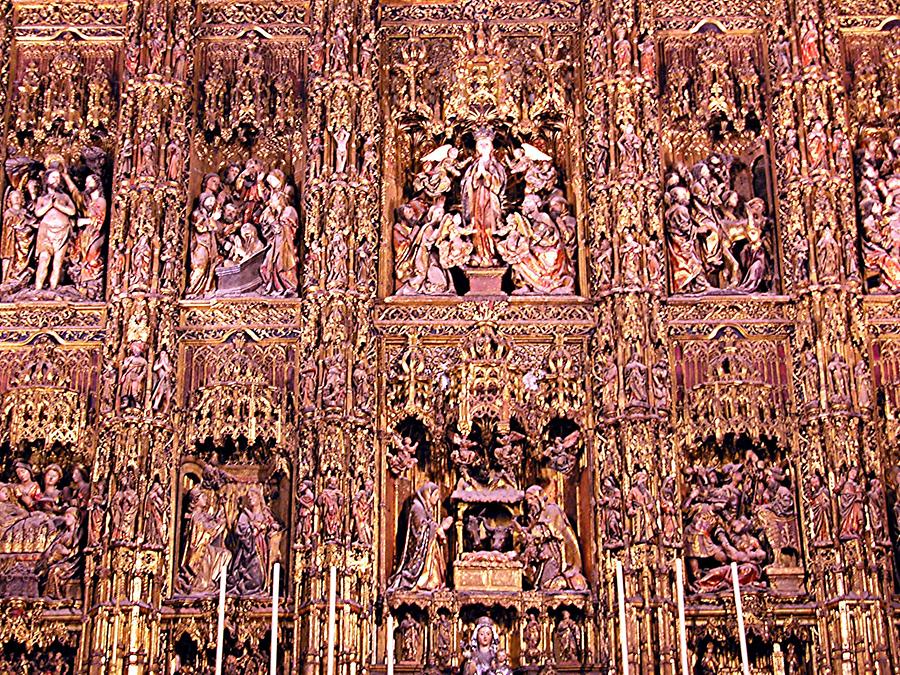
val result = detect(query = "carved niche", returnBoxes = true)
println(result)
[383,325,590,601]
[0,34,119,302]
[174,335,294,599]
[0,344,97,601]
[384,24,584,298]
[186,34,304,298]
[845,28,900,293]
[680,436,804,596]
[660,28,779,295]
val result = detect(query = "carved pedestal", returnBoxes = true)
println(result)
[767,566,806,595]
[464,266,507,297]
[453,554,523,591]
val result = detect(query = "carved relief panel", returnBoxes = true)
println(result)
[0,35,120,302]
[173,335,296,599]
[660,28,779,296]
[844,27,900,293]
[187,35,304,299]
[381,325,591,600]
[383,23,585,298]
[0,340,101,601]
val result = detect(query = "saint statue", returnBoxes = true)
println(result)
[387,482,452,592]
[517,485,587,591]
[461,128,506,267]
[34,167,77,290]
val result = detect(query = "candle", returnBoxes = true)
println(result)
[616,560,630,675]
[675,559,689,675]
[327,566,337,675]
[271,562,280,675]
[371,610,377,665]
[111,600,121,675]
[215,563,226,675]
[386,613,394,675]
[730,562,751,675]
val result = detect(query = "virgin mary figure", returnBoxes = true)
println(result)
[461,128,506,267]
[387,482,452,592]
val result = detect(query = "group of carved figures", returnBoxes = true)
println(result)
[176,462,283,597]
[661,452,888,593]
[857,130,900,291]
[393,127,576,296]
[0,645,73,675]
[187,159,299,298]
[678,452,801,593]
[0,459,91,599]
[388,481,586,594]
[664,153,772,295]
[0,150,109,300]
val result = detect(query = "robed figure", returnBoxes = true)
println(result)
[461,129,506,267]
[387,482,452,592]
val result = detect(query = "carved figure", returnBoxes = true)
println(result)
[554,610,579,663]
[388,482,452,591]
[627,469,655,544]
[461,617,501,675]
[517,485,587,591]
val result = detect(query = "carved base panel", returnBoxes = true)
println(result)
[464,266,507,297]
[766,566,806,596]
[453,556,523,592]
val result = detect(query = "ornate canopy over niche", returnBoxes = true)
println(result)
[384,23,585,298]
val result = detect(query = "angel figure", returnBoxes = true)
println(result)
[450,433,483,491]
[387,432,419,477]
[492,430,525,489]
[543,430,580,474]
[413,144,464,198]
[507,143,557,195]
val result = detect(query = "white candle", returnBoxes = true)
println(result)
[271,562,280,675]
[616,560,630,675]
[111,600,120,674]
[386,613,394,675]
[327,566,337,675]
[730,562,751,675]
[371,611,377,665]
[215,563,226,675]
[675,559,689,675]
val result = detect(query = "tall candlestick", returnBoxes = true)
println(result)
[616,560,630,675]
[386,613,394,675]
[730,562,751,675]
[215,564,226,675]
[327,566,337,675]
[675,559,689,675]
[270,562,280,675]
